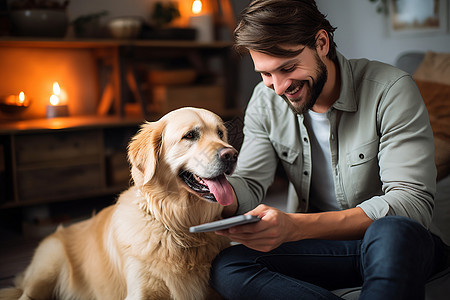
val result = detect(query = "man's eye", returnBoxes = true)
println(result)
[282,65,296,73]
[261,72,271,77]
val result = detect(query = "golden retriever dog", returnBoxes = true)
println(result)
[0,107,237,300]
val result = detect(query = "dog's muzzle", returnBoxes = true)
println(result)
[179,147,238,206]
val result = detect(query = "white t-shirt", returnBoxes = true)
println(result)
[304,110,339,211]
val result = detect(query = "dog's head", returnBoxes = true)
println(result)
[128,107,238,206]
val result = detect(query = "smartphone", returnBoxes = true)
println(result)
[189,215,260,233]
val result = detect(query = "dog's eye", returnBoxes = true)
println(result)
[218,130,224,139]
[183,130,198,140]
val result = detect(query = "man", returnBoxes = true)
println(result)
[210,0,447,299]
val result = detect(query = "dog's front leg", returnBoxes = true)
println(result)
[124,258,146,300]
[124,258,171,300]
[165,274,209,300]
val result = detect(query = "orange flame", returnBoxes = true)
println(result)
[18,91,25,104]
[192,0,202,14]
[50,82,61,105]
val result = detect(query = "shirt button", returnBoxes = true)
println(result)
[282,151,288,157]
[303,171,309,176]
[303,137,308,143]
[359,153,365,159]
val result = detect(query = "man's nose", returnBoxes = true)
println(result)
[271,74,291,96]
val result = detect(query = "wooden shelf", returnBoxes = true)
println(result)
[0,115,144,134]
[0,110,242,134]
[0,37,233,49]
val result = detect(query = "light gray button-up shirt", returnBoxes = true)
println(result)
[228,52,436,229]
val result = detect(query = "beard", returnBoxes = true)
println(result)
[281,53,328,115]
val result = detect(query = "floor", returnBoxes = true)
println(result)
[0,195,117,288]
[0,177,289,289]
[0,228,40,288]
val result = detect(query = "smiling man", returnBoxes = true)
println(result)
[209,0,447,299]
[252,44,332,114]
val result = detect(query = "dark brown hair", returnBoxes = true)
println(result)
[234,0,337,61]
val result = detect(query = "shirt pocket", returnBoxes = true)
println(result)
[272,142,299,164]
[345,139,382,201]
[346,139,379,167]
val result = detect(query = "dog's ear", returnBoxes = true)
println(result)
[128,121,164,186]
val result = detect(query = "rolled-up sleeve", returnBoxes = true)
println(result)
[357,75,436,228]
[228,84,281,215]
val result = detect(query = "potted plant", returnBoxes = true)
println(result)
[141,1,195,40]
[9,0,70,37]
[151,1,180,28]
[72,10,108,38]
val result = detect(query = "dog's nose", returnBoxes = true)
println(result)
[219,147,238,163]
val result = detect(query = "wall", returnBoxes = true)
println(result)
[316,0,450,65]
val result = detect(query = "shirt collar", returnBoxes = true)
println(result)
[332,51,357,112]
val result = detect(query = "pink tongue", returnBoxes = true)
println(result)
[203,175,234,206]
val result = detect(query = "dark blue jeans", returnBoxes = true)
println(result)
[210,216,447,300]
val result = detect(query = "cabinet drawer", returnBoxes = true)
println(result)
[15,130,102,165]
[17,163,103,201]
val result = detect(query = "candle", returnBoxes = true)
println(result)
[46,82,68,118]
[0,91,30,114]
[189,0,213,42]
[4,91,29,106]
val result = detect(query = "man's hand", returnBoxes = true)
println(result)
[216,205,373,252]
[216,204,296,252]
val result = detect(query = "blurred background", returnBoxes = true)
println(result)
[0,0,449,287]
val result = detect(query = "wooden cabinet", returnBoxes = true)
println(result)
[0,116,141,208]
[15,130,104,201]
[0,38,239,208]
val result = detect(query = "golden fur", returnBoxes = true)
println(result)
[0,108,235,300]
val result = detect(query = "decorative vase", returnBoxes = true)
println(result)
[10,9,68,37]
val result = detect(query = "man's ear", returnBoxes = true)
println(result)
[128,120,164,186]
[315,29,330,57]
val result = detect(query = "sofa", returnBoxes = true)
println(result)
[284,51,450,299]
